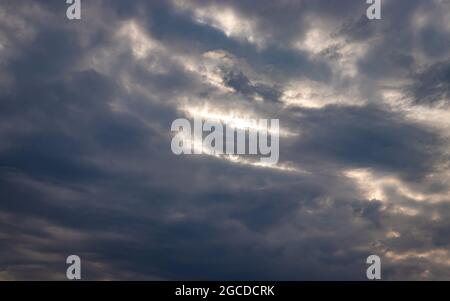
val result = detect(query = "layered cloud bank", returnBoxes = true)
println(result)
[0,0,450,280]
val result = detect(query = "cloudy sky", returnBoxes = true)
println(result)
[1,0,450,280]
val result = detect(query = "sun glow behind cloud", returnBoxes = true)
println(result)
[343,168,450,220]
[172,0,266,48]
[181,105,298,137]
[343,168,437,205]
[174,104,302,173]
[174,130,301,173]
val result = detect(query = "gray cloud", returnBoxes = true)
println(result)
[0,0,449,281]
[409,60,450,105]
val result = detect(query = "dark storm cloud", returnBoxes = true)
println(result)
[0,0,450,281]
[184,0,367,46]
[408,60,450,105]
[358,46,416,79]
[220,68,282,103]
[142,2,333,83]
[287,105,445,181]
[420,25,450,58]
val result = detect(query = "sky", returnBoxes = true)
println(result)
[0,0,450,280]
